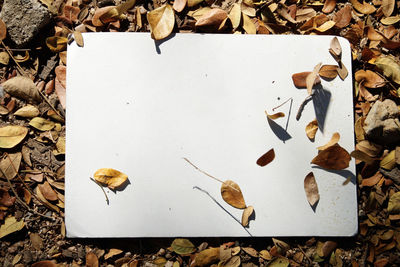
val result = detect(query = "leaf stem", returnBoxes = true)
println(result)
[272,97,293,111]
[90,177,109,205]
[296,93,314,121]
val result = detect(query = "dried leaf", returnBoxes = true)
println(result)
[221,255,240,267]
[350,0,376,14]
[29,117,55,131]
[54,78,66,110]
[306,63,322,95]
[356,140,382,157]
[105,248,123,260]
[265,111,285,120]
[333,5,352,28]
[0,216,24,238]
[259,250,272,260]
[296,8,316,22]
[39,181,58,201]
[319,65,338,79]
[35,185,60,212]
[53,136,65,155]
[314,20,336,32]
[0,125,28,149]
[195,8,228,31]
[173,0,186,12]
[0,105,8,115]
[318,132,340,150]
[355,70,386,88]
[350,150,375,165]
[241,205,254,227]
[382,0,395,17]
[374,56,400,84]
[256,148,275,167]
[242,13,256,34]
[93,168,128,190]
[241,2,256,17]
[191,247,219,267]
[337,61,348,80]
[388,192,400,214]
[0,188,16,207]
[306,119,318,141]
[304,172,319,208]
[330,37,342,58]
[0,51,10,65]
[292,71,321,88]
[46,36,68,52]
[322,0,336,14]
[73,31,84,47]
[31,261,57,267]
[147,4,175,40]
[64,5,80,22]
[30,232,43,250]
[0,18,6,41]
[228,4,241,29]
[14,104,40,118]
[2,76,41,102]
[188,0,203,7]
[86,252,99,267]
[0,152,22,180]
[171,239,196,255]
[380,150,396,170]
[268,257,290,267]
[311,145,351,170]
[381,16,400,25]
[221,180,246,209]
[361,171,383,187]
[322,241,337,257]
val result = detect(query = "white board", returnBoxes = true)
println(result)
[66,33,357,237]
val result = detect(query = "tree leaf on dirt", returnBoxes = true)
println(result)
[304,172,319,208]
[53,136,65,156]
[46,36,68,52]
[361,171,382,187]
[381,16,400,25]
[0,188,16,207]
[0,216,24,238]
[173,0,186,12]
[388,192,400,214]
[2,76,41,103]
[0,51,9,65]
[31,260,57,267]
[260,250,272,260]
[350,150,375,165]
[39,181,58,201]
[93,168,128,190]
[14,104,40,118]
[73,31,84,47]
[322,241,337,257]
[0,105,8,115]
[380,150,396,170]
[242,247,258,257]
[191,247,219,267]
[221,180,246,209]
[318,132,340,150]
[221,255,240,267]
[265,111,285,120]
[29,117,55,131]
[0,18,6,41]
[292,72,321,88]
[329,37,342,59]
[322,0,336,13]
[228,4,241,30]
[355,70,385,88]
[0,125,28,149]
[306,119,318,141]
[356,140,382,157]
[105,248,123,260]
[171,238,196,255]
[35,186,60,212]
[195,8,228,31]
[147,4,175,40]
[242,13,256,34]
[86,252,99,267]
[374,56,400,84]
[306,63,322,95]
[268,257,290,267]
[241,205,254,227]
[256,148,275,167]
[381,0,395,17]
[333,5,352,28]
[311,144,351,170]
[319,65,338,79]
[0,152,22,180]
[350,0,376,14]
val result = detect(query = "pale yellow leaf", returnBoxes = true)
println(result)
[228,4,241,29]
[221,180,246,209]
[147,4,175,40]
[241,205,254,227]
[0,216,24,238]
[73,31,84,47]
[242,13,256,34]
[350,0,376,14]
[0,125,28,149]
[14,104,40,118]
[306,119,318,141]
[382,0,395,17]
[173,0,187,12]
[93,168,129,190]
[29,117,55,131]
[318,132,340,150]
[0,152,22,180]
[306,63,322,95]
[304,172,319,207]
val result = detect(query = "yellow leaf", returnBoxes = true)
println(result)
[187,0,204,7]
[265,111,285,120]
[29,117,55,131]
[382,0,395,17]
[306,63,322,95]
[317,132,340,150]
[14,104,40,118]
[0,216,24,238]
[314,20,336,32]
[46,36,68,52]
[171,238,195,255]
[305,118,318,141]
[0,152,22,179]
[195,8,228,30]
[221,255,240,267]
[380,150,396,170]
[53,136,65,156]
[192,247,219,267]
[374,56,400,84]
[147,4,175,40]
[104,248,123,260]
[268,257,289,267]
[242,13,256,34]
[381,16,400,25]
[0,105,8,115]
[388,192,400,214]
[228,4,241,30]
[241,205,254,227]
[188,7,212,20]
[350,0,376,14]
[0,51,10,65]
[0,125,28,149]
[259,250,272,260]
[304,172,319,208]
[221,180,246,209]
[93,168,128,190]
[2,76,41,103]
[73,31,84,47]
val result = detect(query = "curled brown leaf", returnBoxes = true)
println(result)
[221,180,246,209]
[311,144,351,170]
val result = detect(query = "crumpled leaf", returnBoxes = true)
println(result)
[355,70,386,88]
[0,125,28,149]
[318,133,340,150]
[350,150,375,165]
[265,111,285,120]
[0,51,10,65]
[171,238,196,255]
[0,152,22,180]
[329,37,342,58]
[147,4,175,40]
[191,247,219,267]
[29,117,55,131]
[314,21,336,32]
[92,6,116,26]
[311,145,351,170]
[104,248,123,260]
[356,140,382,157]
[35,186,59,212]
[380,150,396,170]
[0,216,24,238]
[382,0,395,17]
[361,171,382,187]
[306,63,322,95]
[86,252,99,267]
[241,205,254,227]
[388,192,400,214]
[350,0,376,14]
[374,56,400,84]
[53,136,65,156]
[39,181,58,201]
[221,180,246,209]
[256,148,275,167]
[228,4,241,29]
[2,76,41,103]
[173,0,186,12]
[319,65,338,79]
[333,5,352,28]
[304,172,319,208]
[46,36,68,52]
[306,119,318,141]
[292,72,321,88]
[195,8,227,31]
[14,104,40,118]
[0,188,16,207]
[188,0,203,7]
[93,168,128,190]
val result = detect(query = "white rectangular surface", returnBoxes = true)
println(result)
[66,33,357,237]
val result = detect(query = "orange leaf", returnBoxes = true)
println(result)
[319,65,338,79]
[221,180,246,209]
[292,71,321,88]
[305,119,318,141]
[86,252,99,267]
[322,0,336,13]
[265,111,285,120]
[361,171,383,187]
[256,148,275,167]
[311,145,351,170]
[382,0,395,17]
[32,261,57,267]
[350,0,376,14]
[304,172,319,207]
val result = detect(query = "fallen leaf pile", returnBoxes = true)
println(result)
[0,0,400,266]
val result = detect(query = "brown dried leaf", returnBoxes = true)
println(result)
[350,0,376,14]
[322,0,336,13]
[382,0,395,17]
[221,255,240,267]
[333,5,352,28]
[306,119,318,141]
[31,260,57,267]
[361,171,383,187]
[256,148,275,167]
[356,140,382,157]
[337,61,348,80]
[39,181,58,201]
[173,0,186,12]
[228,4,241,29]
[242,13,256,34]
[265,111,285,120]
[0,126,28,149]
[259,250,272,260]
[311,145,351,170]
[295,8,316,22]
[93,168,129,190]
[0,152,21,180]
[351,149,376,165]
[0,216,24,239]
[188,0,203,7]
[0,18,6,41]
[192,247,220,267]
[55,78,66,110]
[2,76,41,103]
[292,72,321,88]
[35,186,59,212]
[314,20,336,32]
[14,104,40,118]
[304,172,319,208]
[355,70,385,88]
[330,37,342,58]
[322,241,337,257]
[195,8,228,31]
[0,188,16,207]
[64,5,80,22]
[380,150,396,170]
[29,117,55,131]
[105,248,123,260]
[381,16,400,25]
[318,133,340,151]
[241,206,254,227]
[319,65,338,79]
[86,252,99,267]
[147,4,175,40]
[306,63,322,95]
[46,36,68,52]
[221,180,246,209]
[73,31,84,47]
[92,6,116,26]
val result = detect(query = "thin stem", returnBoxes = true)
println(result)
[37,89,65,120]
[297,245,312,264]
[90,177,109,205]
[183,157,240,192]
[1,41,27,76]
[272,97,293,111]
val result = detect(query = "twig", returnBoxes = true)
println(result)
[297,245,312,264]
[0,48,31,52]
[296,93,314,121]
[272,97,293,111]
[284,98,293,132]
[90,177,109,205]
[37,88,65,120]
[183,157,239,192]
[1,41,27,76]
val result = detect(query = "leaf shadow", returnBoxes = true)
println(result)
[153,33,176,54]
[111,178,131,192]
[312,85,331,133]
[267,118,292,143]
[310,199,319,213]
[193,186,252,236]
[311,166,356,185]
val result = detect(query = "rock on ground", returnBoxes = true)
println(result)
[0,0,52,47]
[363,99,400,145]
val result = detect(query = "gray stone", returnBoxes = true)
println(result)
[0,0,52,47]
[363,99,400,145]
